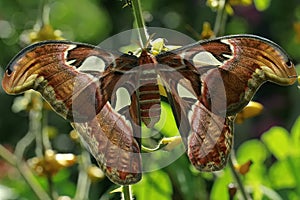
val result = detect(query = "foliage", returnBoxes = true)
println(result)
[0,0,299,199]
[211,117,300,200]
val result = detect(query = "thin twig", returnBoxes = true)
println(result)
[47,175,57,199]
[74,149,92,200]
[38,0,50,27]
[29,98,44,158]
[0,145,17,166]
[42,110,52,151]
[4,95,52,200]
[14,129,35,159]
[118,1,149,199]
[17,161,52,200]
[131,0,149,47]
[122,185,133,200]
[228,155,251,200]
[0,145,52,200]
[213,0,229,37]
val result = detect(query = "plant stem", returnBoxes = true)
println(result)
[213,0,228,37]
[0,145,17,166]
[13,92,55,199]
[47,175,57,200]
[17,161,52,200]
[228,156,250,200]
[42,110,52,151]
[131,0,149,47]
[122,185,133,200]
[120,1,147,198]
[31,95,56,199]
[5,95,52,200]
[287,156,300,196]
[28,95,44,157]
[14,129,35,159]
[74,149,92,200]
[0,145,52,200]
[37,0,50,27]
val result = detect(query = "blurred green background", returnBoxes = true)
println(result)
[0,0,300,199]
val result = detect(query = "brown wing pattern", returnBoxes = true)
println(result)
[157,34,297,171]
[2,34,297,184]
[169,34,297,115]
[2,41,142,185]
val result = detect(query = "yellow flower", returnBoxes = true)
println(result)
[200,22,215,39]
[11,91,43,113]
[28,150,77,177]
[87,165,105,182]
[30,24,64,42]
[207,0,252,15]
[229,0,252,6]
[235,101,263,124]
[21,24,64,44]
[69,130,80,142]
[294,22,300,43]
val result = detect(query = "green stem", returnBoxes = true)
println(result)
[74,149,92,200]
[14,128,35,159]
[116,2,146,199]
[228,155,250,200]
[131,0,149,47]
[141,143,166,153]
[0,145,51,200]
[42,110,52,151]
[38,0,50,27]
[29,97,44,157]
[9,96,52,200]
[17,161,52,200]
[122,185,133,200]
[47,175,57,200]
[213,0,228,37]
[0,145,17,166]
[29,93,55,198]
[15,92,55,199]
[287,156,300,196]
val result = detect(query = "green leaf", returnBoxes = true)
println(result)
[210,169,232,200]
[259,185,283,200]
[236,139,269,184]
[261,127,291,160]
[226,18,249,35]
[53,169,71,183]
[288,191,300,200]
[291,116,300,155]
[155,101,179,137]
[50,0,111,42]
[236,139,268,164]
[166,157,209,200]
[132,170,172,200]
[268,159,296,189]
[253,0,271,11]
[53,169,76,196]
